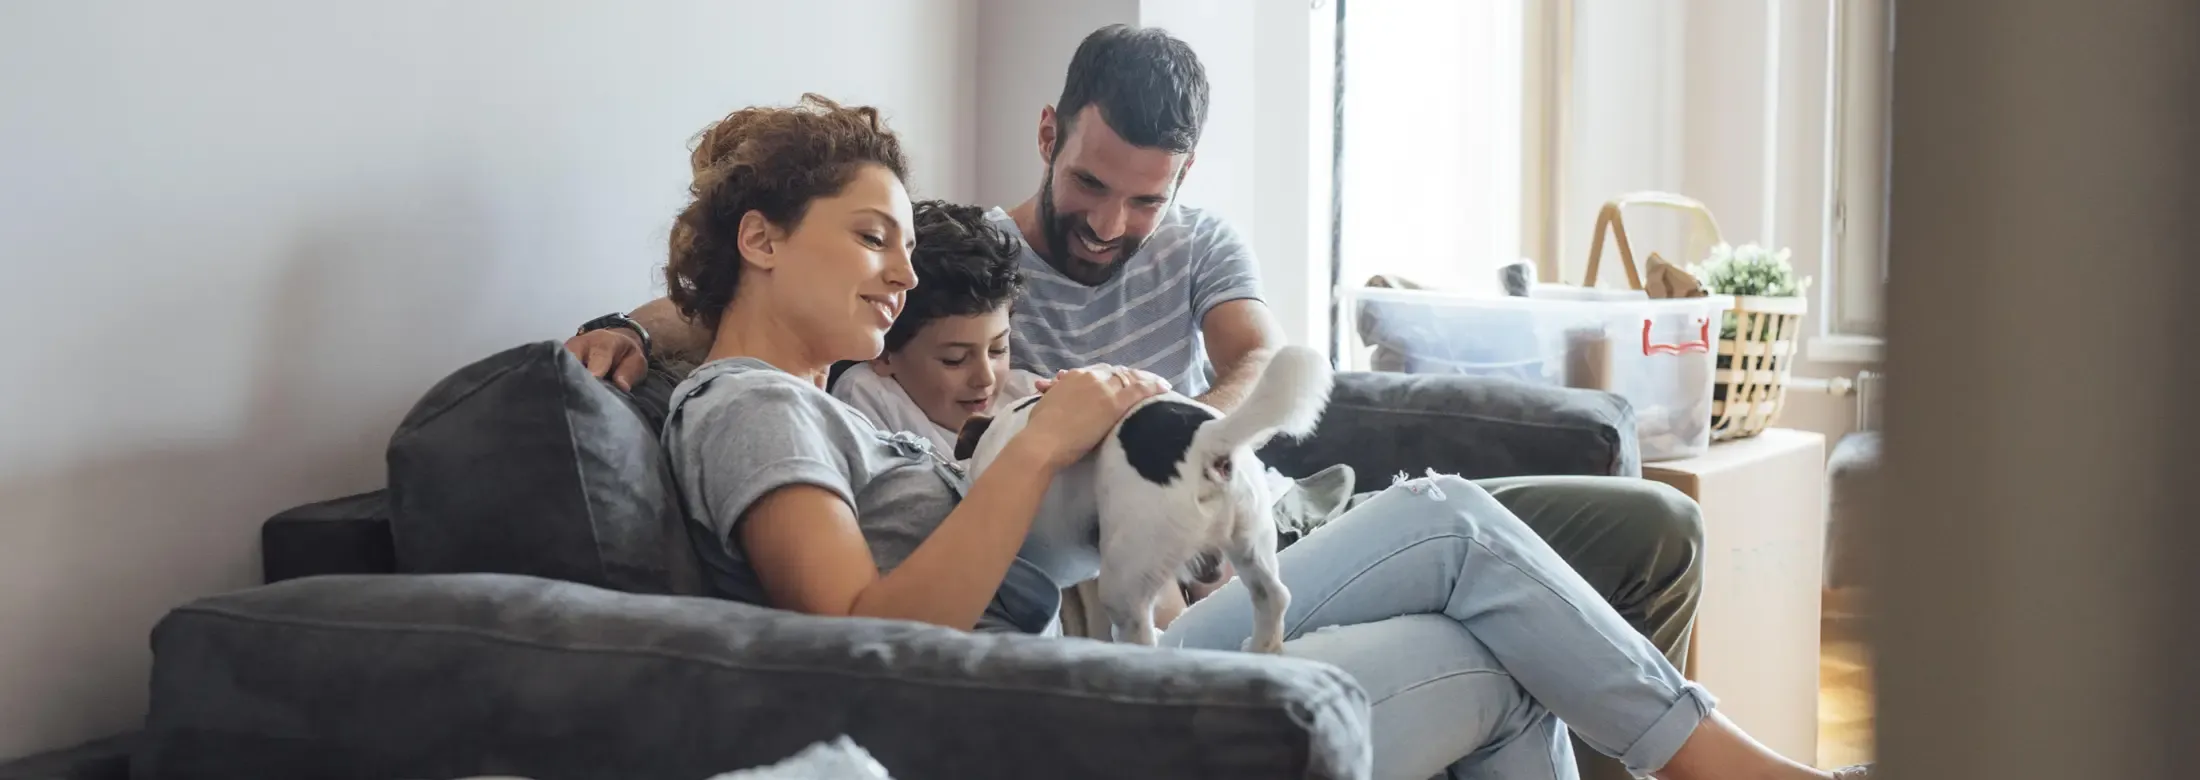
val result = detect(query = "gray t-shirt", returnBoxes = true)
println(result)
[662,357,1058,634]
[987,204,1263,397]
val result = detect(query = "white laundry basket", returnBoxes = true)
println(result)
[1343,286,1730,461]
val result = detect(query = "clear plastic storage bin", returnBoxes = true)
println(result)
[1343,286,1732,461]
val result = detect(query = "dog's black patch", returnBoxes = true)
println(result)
[1116,400,1217,485]
[1012,395,1042,412]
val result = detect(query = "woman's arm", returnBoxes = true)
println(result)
[738,365,1169,631]
[740,435,1062,630]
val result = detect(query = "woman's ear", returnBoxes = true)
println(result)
[737,210,780,270]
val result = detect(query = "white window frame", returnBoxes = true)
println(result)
[1813,0,1894,363]
[1317,0,1577,297]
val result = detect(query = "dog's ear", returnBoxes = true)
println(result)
[953,414,996,461]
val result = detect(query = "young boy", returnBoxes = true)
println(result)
[832,200,1043,456]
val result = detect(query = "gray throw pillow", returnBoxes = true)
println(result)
[385,340,702,595]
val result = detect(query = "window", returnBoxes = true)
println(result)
[1818,0,1892,356]
[1327,1,1890,362]
[1333,0,1535,296]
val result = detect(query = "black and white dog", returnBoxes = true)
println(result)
[953,345,1333,652]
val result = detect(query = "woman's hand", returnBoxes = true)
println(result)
[1016,365,1171,468]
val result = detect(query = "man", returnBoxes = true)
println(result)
[565,28,1702,776]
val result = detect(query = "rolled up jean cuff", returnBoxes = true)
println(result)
[1617,680,1718,776]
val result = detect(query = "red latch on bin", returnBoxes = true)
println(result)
[1642,318,1713,356]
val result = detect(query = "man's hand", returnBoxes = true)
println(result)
[566,328,647,391]
[564,297,711,390]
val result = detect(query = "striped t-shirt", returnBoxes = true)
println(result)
[986,205,1263,397]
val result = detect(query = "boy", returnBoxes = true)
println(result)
[832,200,1043,455]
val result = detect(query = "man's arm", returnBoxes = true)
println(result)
[1194,298,1287,412]
[627,296,714,365]
[565,296,716,390]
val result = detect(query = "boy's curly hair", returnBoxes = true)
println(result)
[665,94,910,331]
[883,200,1026,353]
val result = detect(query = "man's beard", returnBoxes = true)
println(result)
[1038,164,1146,287]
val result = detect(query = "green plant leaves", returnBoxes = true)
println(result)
[1686,242,1812,339]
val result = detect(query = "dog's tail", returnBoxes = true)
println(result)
[1189,345,1333,463]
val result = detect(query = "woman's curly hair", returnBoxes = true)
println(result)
[665,94,910,331]
[882,200,1027,353]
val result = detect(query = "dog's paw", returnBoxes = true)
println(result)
[1112,623,1160,647]
[1241,635,1287,655]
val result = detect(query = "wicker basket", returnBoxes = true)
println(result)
[1578,192,1809,442]
[1582,192,1724,293]
[1710,295,1810,441]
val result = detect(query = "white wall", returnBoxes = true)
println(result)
[1258,0,1338,356]
[0,0,976,760]
[1139,0,1332,351]
[1138,0,1258,238]
[1558,0,1690,284]
[972,0,1140,209]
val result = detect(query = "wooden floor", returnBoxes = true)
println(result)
[1817,591,1875,769]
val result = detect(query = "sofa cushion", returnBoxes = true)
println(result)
[385,341,701,595]
[137,574,1372,780]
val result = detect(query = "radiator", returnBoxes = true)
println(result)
[1789,370,1887,432]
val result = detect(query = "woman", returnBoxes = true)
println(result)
[656,94,1868,780]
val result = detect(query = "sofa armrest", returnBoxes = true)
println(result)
[1260,371,1641,489]
[139,574,1370,780]
[259,490,395,584]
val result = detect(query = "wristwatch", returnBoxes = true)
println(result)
[577,311,652,357]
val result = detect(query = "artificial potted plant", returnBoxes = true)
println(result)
[1689,242,1813,440]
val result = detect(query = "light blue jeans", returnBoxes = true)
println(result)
[1162,473,1717,780]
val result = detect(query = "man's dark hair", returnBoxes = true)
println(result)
[883,200,1025,353]
[1055,24,1210,154]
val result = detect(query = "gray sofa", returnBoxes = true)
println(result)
[7,342,1643,780]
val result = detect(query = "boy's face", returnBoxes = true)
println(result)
[874,307,1013,433]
